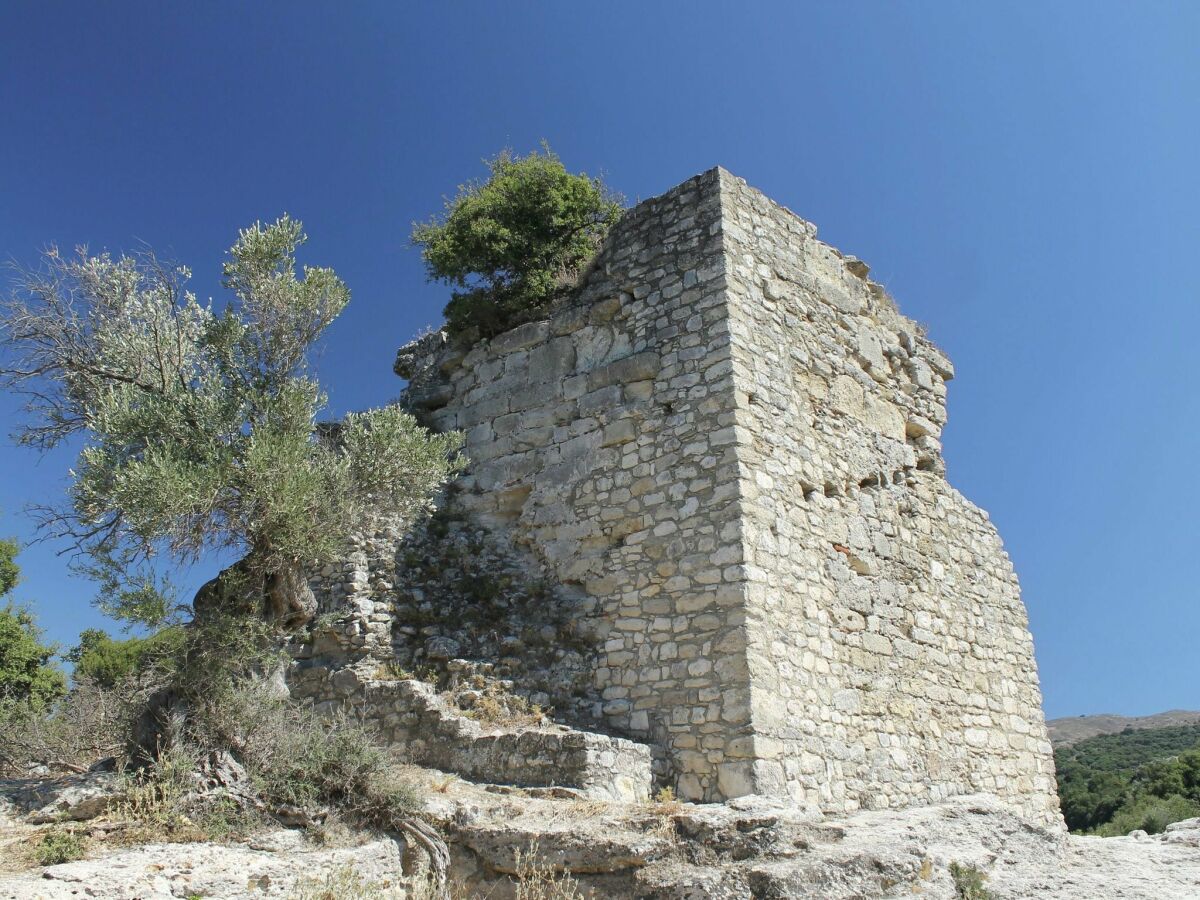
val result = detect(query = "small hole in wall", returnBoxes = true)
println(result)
[916,457,936,472]
[823,482,840,498]
[746,392,760,406]
[858,474,879,489]
[663,401,674,415]
[801,481,818,500]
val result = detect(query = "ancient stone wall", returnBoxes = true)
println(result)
[312,167,1059,824]
[289,522,653,803]
[716,171,1059,824]
[395,170,756,800]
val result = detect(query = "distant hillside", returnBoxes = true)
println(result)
[1047,710,1200,746]
[1055,722,1200,834]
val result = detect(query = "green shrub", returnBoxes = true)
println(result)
[35,828,85,866]
[162,618,421,831]
[68,627,184,689]
[0,537,18,598]
[0,604,66,710]
[11,613,425,854]
[248,702,420,820]
[1056,726,1200,833]
[413,145,622,339]
[1095,793,1200,836]
[0,541,66,712]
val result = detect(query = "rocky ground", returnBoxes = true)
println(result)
[2,768,1199,899]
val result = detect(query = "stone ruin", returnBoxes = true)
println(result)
[289,167,1061,827]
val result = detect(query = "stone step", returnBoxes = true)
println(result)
[360,678,652,803]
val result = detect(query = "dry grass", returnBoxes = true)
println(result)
[372,660,438,683]
[0,675,147,777]
[460,683,545,728]
[302,810,369,849]
[512,841,589,900]
[651,786,681,814]
[99,744,265,848]
[292,864,405,899]
[564,799,611,819]
[0,826,37,874]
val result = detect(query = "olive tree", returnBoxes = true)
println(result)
[1,217,463,630]
[412,145,623,338]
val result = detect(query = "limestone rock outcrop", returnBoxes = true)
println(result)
[0,770,122,826]
[5,786,1198,899]
[0,831,405,899]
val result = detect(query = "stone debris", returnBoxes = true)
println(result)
[294,516,600,726]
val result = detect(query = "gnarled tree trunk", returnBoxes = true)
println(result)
[192,557,316,631]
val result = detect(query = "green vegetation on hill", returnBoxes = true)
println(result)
[1056,724,1200,835]
[1060,723,1200,773]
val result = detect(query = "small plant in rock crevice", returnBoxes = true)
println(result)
[949,861,994,900]
[372,660,437,683]
[650,785,682,816]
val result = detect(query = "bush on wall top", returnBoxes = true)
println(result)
[412,145,623,340]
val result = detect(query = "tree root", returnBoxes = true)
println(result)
[396,817,451,898]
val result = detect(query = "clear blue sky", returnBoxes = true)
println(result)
[1,2,1196,719]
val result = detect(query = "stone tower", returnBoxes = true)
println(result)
[396,168,1060,825]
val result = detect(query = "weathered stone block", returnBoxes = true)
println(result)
[490,320,549,354]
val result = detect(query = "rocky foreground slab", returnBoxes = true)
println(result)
[2,769,1199,899]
